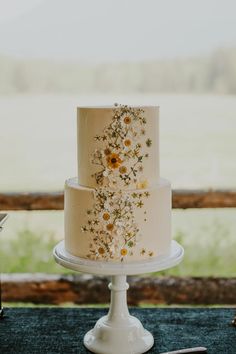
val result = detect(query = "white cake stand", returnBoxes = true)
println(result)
[53,240,184,354]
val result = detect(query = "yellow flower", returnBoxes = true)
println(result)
[98,247,105,255]
[106,223,114,231]
[107,153,122,169]
[136,200,144,208]
[138,166,143,172]
[120,248,128,256]
[124,139,132,147]
[146,138,152,147]
[119,166,127,174]
[136,179,148,189]
[102,212,110,221]
[140,248,146,255]
[104,148,111,156]
[124,116,132,124]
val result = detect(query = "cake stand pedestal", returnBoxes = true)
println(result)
[53,240,184,354]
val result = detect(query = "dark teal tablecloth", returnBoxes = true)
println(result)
[0,308,235,353]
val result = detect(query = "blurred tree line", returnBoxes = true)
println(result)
[0,47,236,94]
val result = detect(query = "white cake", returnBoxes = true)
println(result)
[64,105,171,262]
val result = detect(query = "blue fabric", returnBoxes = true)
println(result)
[0,308,235,353]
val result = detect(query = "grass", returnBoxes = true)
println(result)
[1,209,236,276]
[157,220,236,277]
[0,229,66,274]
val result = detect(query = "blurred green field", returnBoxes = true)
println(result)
[1,209,235,277]
[1,93,236,191]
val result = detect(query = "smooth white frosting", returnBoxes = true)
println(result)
[77,106,160,189]
[65,178,171,262]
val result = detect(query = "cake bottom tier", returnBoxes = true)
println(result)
[64,178,171,263]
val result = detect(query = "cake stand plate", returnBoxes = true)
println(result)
[53,240,184,354]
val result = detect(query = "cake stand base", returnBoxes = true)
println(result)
[83,275,153,354]
[84,318,153,354]
[53,240,184,354]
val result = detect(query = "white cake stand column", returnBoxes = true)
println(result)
[53,240,184,354]
[84,275,154,354]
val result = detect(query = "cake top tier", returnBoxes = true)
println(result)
[77,104,160,190]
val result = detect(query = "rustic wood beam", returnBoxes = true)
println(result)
[0,192,64,211]
[1,189,236,211]
[2,274,236,305]
[172,189,236,209]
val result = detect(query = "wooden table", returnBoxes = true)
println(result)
[0,308,235,353]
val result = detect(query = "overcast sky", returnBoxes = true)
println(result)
[0,0,236,62]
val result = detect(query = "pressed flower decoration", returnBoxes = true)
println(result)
[82,104,155,261]
[91,104,152,189]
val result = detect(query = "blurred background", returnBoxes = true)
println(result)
[0,0,235,289]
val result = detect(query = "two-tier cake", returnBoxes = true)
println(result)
[64,104,171,262]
